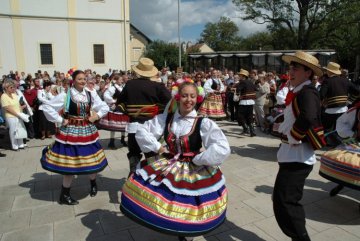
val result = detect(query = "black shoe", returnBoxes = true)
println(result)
[250,132,256,137]
[178,237,194,241]
[240,129,249,135]
[0,152,6,157]
[121,139,128,147]
[90,183,97,197]
[59,194,79,205]
[108,141,116,149]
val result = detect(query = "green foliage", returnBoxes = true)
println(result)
[232,0,360,72]
[200,17,242,51]
[144,40,186,70]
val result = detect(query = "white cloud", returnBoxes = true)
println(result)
[130,0,267,42]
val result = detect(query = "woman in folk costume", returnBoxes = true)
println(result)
[171,77,205,110]
[319,103,360,196]
[198,69,226,119]
[120,81,230,241]
[40,70,109,205]
[98,74,129,149]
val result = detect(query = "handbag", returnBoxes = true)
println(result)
[14,120,27,139]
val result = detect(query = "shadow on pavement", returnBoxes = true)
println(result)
[79,209,267,241]
[230,144,278,162]
[254,183,360,225]
[18,172,126,204]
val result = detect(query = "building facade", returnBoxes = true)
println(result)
[0,0,130,76]
[129,24,151,66]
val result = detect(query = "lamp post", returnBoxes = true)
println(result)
[178,0,181,68]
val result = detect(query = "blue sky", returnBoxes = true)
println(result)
[130,0,267,43]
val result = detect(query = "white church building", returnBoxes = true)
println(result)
[0,0,131,75]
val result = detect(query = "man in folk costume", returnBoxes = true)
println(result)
[117,58,171,176]
[235,68,257,136]
[274,51,326,241]
[198,69,226,119]
[320,62,359,146]
[98,74,129,149]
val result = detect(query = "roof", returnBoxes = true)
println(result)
[130,23,152,43]
[188,49,336,58]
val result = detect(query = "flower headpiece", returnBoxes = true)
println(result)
[167,78,205,114]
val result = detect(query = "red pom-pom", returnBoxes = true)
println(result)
[174,93,180,101]
[197,95,204,103]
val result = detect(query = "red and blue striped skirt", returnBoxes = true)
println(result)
[319,144,360,190]
[40,122,108,175]
[97,111,129,132]
[120,155,227,236]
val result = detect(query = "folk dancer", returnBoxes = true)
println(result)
[274,51,326,241]
[235,69,257,136]
[40,70,109,205]
[116,58,171,176]
[120,81,230,241]
[98,75,129,149]
[198,69,226,119]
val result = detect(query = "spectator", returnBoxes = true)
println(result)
[1,80,29,151]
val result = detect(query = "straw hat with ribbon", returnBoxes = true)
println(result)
[238,68,249,77]
[282,51,323,77]
[132,57,159,78]
[323,62,341,75]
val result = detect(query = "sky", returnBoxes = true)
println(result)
[130,0,267,43]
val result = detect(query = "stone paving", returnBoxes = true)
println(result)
[0,121,359,241]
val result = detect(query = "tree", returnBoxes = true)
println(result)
[232,0,360,76]
[200,17,242,51]
[238,32,273,50]
[144,40,186,71]
[232,0,360,49]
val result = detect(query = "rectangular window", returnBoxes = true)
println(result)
[93,44,105,64]
[40,44,53,65]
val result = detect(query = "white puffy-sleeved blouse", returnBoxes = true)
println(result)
[103,84,124,105]
[135,109,230,166]
[336,109,356,138]
[42,87,109,124]
[203,78,225,94]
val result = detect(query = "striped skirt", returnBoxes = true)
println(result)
[97,111,129,132]
[40,122,108,175]
[319,144,360,190]
[198,93,226,119]
[120,155,227,236]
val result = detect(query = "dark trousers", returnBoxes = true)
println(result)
[238,105,254,127]
[322,112,343,146]
[127,133,142,173]
[24,118,35,139]
[322,112,342,133]
[227,94,236,121]
[273,162,313,241]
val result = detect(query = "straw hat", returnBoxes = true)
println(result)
[132,58,158,78]
[323,62,341,75]
[238,68,249,77]
[282,51,323,77]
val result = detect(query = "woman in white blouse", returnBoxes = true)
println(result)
[120,81,230,241]
[40,70,109,205]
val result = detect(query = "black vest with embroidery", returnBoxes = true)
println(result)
[211,79,218,90]
[67,91,92,117]
[164,113,203,156]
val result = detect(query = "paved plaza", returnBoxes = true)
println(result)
[0,121,359,241]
